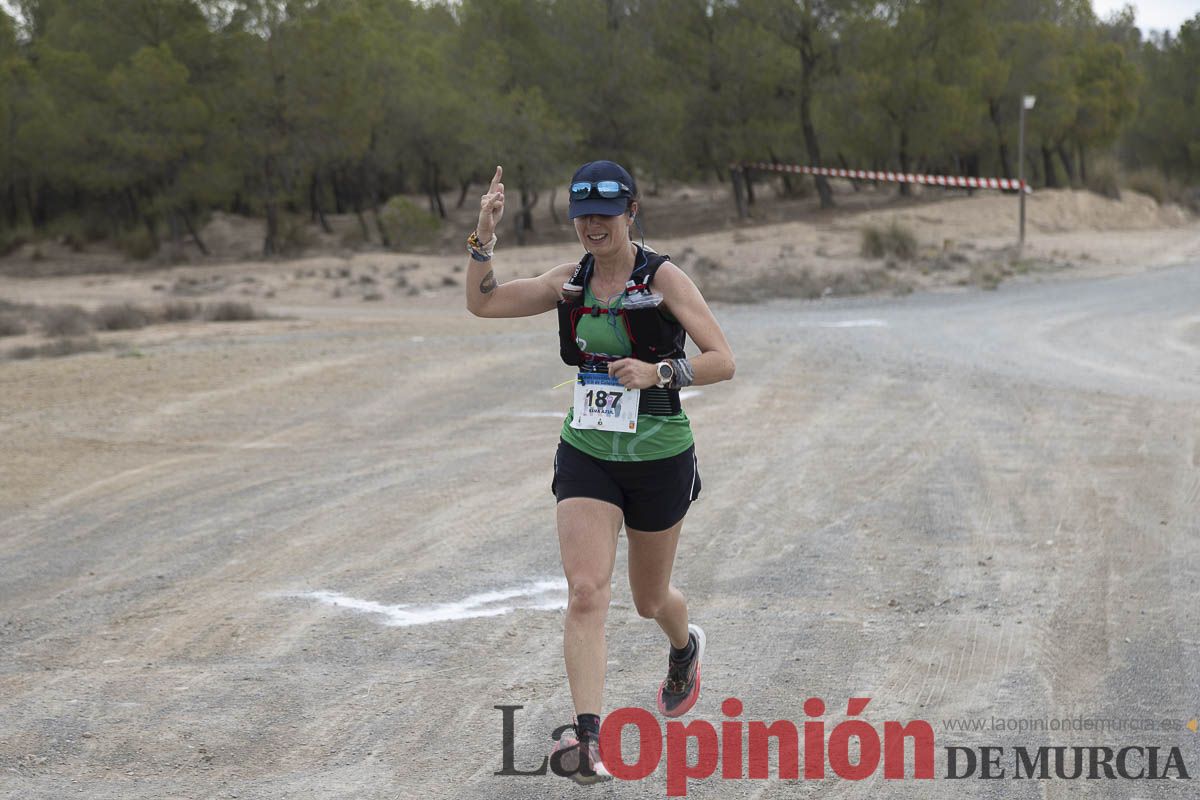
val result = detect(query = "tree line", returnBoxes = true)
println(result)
[1,0,1197,257]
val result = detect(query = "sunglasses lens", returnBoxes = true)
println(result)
[596,181,623,198]
[569,180,629,201]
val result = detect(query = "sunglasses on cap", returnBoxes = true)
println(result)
[569,180,631,200]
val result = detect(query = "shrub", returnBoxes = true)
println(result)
[1125,168,1168,204]
[205,301,261,322]
[119,228,158,260]
[41,305,93,337]
[94,302,151,331]
[861,220,918,260]
[279,214,316,255]
[48,212,108,251]
[161,301,203,322]
[379,196,441,249]
[0,314,27,337]
[1085,157,1121,200]
[340,225,367,248]
[0,225,34,257]
[9,337,102,360]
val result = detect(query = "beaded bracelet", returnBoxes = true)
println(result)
[467,230,496,262]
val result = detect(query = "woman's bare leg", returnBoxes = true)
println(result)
[626,518,689,649]
[556,497,623,715]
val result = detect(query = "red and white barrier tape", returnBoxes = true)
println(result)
[739,162,1031,193]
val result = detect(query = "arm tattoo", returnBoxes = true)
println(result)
[479,270,497,294]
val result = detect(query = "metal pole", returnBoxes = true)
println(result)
[1018,99,1026,249]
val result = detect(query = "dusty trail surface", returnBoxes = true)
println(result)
[2,262,1199,799]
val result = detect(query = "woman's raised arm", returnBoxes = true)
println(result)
[464,165,572,318]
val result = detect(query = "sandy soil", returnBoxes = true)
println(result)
[2,186,1197,321]
[2,185,1199,798]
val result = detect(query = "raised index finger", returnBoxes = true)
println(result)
[489,165,503,193]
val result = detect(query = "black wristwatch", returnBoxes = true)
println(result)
[655,360,674,388]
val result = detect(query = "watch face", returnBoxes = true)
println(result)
[658,362,672,381]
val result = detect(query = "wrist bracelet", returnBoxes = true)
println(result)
[467,230,496,261]
[669,357,694,390]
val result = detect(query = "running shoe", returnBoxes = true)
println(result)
[657,623,705,717]
[550,725,612,785]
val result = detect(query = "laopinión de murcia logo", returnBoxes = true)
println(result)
[496,698,1193,796]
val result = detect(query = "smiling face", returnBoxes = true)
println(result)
[574,202,638,259]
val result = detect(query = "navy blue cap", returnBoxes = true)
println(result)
[568,160,637,219]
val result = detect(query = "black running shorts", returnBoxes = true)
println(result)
[551,439,702,532]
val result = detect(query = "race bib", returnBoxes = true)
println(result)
[571,372,639,433]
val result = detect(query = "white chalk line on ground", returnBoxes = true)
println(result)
[282,578,568,627]
[818,319,889,328]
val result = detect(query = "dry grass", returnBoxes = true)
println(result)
[1085,158,1122,200]
[205,301,263,322]
[0,225,34,257]
[8,337,103,360]
[705,264,900,303]
[162,301,204,321]
[118,229,158,260]
[861,220,918,260]
[41,305,93,337]
[94,303,152,331]
[0,313,28,336]
[0,299,271,359]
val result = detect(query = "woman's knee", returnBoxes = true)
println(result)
[567,579,611,616]
[631,588,668,619]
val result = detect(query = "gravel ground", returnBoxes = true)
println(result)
[2,261,1198,799]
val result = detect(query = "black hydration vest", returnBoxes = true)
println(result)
[556,245,686,416]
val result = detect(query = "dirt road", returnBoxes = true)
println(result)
[3,261,1199,798]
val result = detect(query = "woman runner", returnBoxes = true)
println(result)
[465,160,735,784]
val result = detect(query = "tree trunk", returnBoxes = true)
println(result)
[353,201,370,243]
[181,209,209,255]
[430,161,446,219]
[350,163,372,243]
[263,202,279,257]
[1078,145,1088,184]
[964,152,981,177]
[123,188,139,228]
[745,169,756,206]
[26,184,40,229]
[263,156,279,257]
[514,186,538,245]
[331,170,346,213]
[5,182,17,226]
[310,172,332,233]
[1040,146,1057,188]
[231,191,250,216]
[771,150,797,196]
[732,167,748,219]
[371,201,390,248]
[142,197,159,249]
[168,211,184,261]
[456,178,472,210]
[795,12,833,209]
[548,187,560,225]
[963,152,981,196]
[796,114,828,206]
[989,100,1013,179]
[1057,143,1077,185]
[837,153,861,191]
[898,129,912,197]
